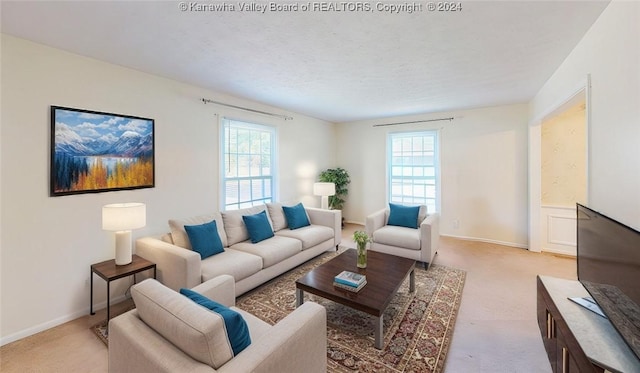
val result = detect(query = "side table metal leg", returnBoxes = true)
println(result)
[90,270,95,315]
[296,288,304,307]
[410,269,415,293]
[375,315,383,349]
[106,280,110,326]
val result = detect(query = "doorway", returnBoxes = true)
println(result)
[539,101,587,255]
[528,78,590,254]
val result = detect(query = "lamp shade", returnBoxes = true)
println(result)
[313,182,335,197]
[102,203,146,231]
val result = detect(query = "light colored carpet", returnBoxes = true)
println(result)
[236,251,466,372]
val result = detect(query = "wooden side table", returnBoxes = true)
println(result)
[90,254,156,324]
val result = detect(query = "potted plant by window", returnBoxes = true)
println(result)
[353,230,371,268]
[318,167,350,227]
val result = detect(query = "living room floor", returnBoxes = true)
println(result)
[1,223,575,372]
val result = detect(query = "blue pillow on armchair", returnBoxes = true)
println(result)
[387,203,420,229]
[180,288,251,356]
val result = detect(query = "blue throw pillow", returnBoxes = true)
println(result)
[387,203,420,229]
[242,210,274,243]
[184,220,224,259]
[180,288,251,356]
[282,203,310,230]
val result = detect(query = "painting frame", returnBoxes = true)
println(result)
[50,106,155,196]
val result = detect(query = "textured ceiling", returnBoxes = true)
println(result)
[1,1,609,122]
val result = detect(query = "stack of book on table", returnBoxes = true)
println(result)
[334,270,367,292]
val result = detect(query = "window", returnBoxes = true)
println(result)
[388,131,439,213]
[221,118,276,210]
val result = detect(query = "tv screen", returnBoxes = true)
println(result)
[577,203,640,361]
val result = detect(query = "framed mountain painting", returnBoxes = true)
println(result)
[50,106,155,196]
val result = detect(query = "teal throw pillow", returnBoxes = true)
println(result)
[387,203,420,229]
[242,210,274,243]
[184,220,224,259]
[282,203,310,230]
[180,288,251,356]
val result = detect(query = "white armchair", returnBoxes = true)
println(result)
[365,206,440,268]
[109,276,327,372]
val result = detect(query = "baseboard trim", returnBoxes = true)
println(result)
[343,222,528,250]
[0,294,128,347]
[541,247,576,257]
[440,234,528,249]
[344,220,364,226]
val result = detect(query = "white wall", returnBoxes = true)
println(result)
[336,104,529,247]
[529,0,640,230]
[0,35,336,344]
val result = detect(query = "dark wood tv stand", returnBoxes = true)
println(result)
[537,275,640,373]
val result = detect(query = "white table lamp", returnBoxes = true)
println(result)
[102,203,146,265]
[313,182,335,210]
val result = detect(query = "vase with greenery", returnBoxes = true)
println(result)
[318,167,350,210]
[353,230,371,268]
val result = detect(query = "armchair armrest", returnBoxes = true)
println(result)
[306,207,342,247]
[419,213,440,265]
[109,310,214,373]
[218,302,327,373]
[136,236,202,291]
[191,275,236,307]
[365,208,387,236]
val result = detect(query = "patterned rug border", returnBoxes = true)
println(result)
[90,321,109,347]
[90,305,135,347]
[236,249,466,373]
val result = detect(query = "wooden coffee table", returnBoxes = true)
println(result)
[295,249,415,349]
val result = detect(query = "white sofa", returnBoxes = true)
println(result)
[109,275,327,372]
[365,206,439,268]
[136,203,341,295]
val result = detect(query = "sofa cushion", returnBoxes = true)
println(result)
[221,206,268,246]
[387,203,420,229]
[242,211,275,243]
[180,288,251,356]
[184,220,224,259]
[200,249,263,283]
[372,225,421,250]
[131,279,234,369]
[169,213,228,249]
[282,203,310,230]
[230,236,302,268]
[266,203,287,231]
[275,225,333,250]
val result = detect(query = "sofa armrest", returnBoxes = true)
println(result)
[365,208,387,236]
[109,310,214,373]
[191,275,236,307]
[218,301,327,373]
[136,237,202,291]
[419,213,440,265]
[306,207,342,247]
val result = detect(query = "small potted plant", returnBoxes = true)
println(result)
[353,230,372,268]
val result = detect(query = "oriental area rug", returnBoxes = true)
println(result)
[236,250,466,373]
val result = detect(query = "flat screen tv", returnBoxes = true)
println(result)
[577,203,640,361]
